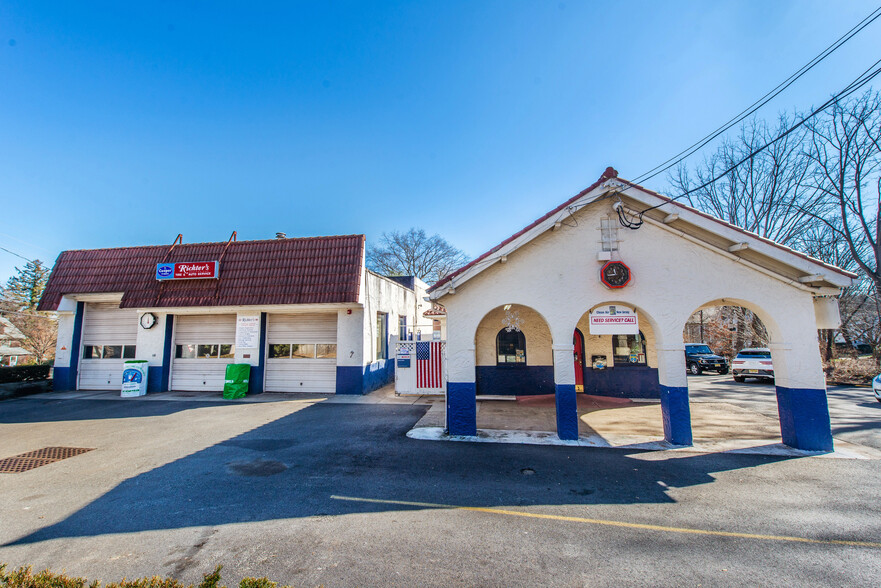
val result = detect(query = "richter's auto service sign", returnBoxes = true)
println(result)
[156,261,220,280]
[589,304,639,335]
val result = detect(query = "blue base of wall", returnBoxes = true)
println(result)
[583,367,660,399]
[447,382,477,436]
[248,365,264,395]
[147,366,164,393]
[336,361,395,395]
[53,367,74,391]
[659,385,693,446]
[775,386,833,451]
[476,366,555,396]
[555,384,578,440]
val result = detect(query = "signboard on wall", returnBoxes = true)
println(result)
[156,261,220,280]
[236,316,260,348]
[589,305,639,335]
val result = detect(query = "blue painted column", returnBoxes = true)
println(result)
[657,345,693,446]
[161,314,174,391]
[54,301,84,391]
[447,382,477,436]
[248,312,267,395]
[659,385,693,446]
[555,384,579,440]
[776,387,833,451]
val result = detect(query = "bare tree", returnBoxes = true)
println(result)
[803,90,881,294]
[671,115,826,248]
[6,312,57,363]
[367,228,469,285]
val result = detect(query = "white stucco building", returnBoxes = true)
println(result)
[40,234,428,395]
[428,168,852,451]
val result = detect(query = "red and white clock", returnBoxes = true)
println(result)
[600,261,631,289]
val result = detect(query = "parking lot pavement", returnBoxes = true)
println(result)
[687,374,881,450]
[1,394,881,587]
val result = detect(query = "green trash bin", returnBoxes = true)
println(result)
[223,363,250,399]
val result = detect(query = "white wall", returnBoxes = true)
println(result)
[438,202,829,390]
[361,271,417,366]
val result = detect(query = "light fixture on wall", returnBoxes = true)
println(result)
[503,308,522,332]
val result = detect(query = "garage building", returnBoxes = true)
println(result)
[40,234,429,395]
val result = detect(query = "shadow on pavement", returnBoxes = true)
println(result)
[5,402,798,546]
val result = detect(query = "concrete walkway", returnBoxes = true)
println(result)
[408,393,881,459]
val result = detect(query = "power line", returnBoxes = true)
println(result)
[0,245,36,264]
[617,55,881,229]
[630,5,881,187]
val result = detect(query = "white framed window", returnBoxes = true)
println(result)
[600,217,619,251]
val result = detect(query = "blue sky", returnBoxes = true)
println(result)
[1,1,878,284]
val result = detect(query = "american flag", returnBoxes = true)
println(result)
[416,341,443,389]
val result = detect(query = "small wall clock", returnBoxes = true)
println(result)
[600,261,631,289]
[139,312,157,329]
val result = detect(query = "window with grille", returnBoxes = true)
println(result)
[600,217,619,251]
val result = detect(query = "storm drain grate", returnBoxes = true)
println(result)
[0,447,94,473]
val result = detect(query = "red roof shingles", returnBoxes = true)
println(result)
[38,235,365,311]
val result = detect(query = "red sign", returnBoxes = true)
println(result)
[156,261,220,280]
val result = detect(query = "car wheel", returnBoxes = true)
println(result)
[734,376,745,383]
[719,368,729,375]
[689,363,702,375]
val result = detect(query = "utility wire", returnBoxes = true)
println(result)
[617,55,881,229]
[630,5,881,187]
[0,245,35,263]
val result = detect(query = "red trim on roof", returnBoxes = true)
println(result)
[38,235,366,311]
[428,166,855,294]
[429,167,620,292]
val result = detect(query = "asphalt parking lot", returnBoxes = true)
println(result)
[0,390,879,587]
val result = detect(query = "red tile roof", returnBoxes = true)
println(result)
[39,235,365,310]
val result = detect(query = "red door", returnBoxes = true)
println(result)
[573,329,585,392]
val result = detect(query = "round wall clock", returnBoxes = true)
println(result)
[600,261,631,289]
[139,312,157,329]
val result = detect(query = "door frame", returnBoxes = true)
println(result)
[573,328,585,393]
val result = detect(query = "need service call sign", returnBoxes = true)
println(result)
[155,261,220,280]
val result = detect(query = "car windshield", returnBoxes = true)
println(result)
[738,350,771,358]
[687,345,713,354]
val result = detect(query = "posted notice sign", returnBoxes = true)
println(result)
[236,316,260,349]
[589,305,639,335]
[156,261,220,280]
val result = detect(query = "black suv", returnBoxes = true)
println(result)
[685,344,729,375]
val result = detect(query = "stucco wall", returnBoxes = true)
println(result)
[439,199,828,391]
[475,304,552,366]
[575,311,657,368]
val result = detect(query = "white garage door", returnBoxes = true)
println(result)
[170,314,236,391]
[266,313,337,393]
[79,303,138,390]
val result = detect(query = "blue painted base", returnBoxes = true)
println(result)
[775,387,833,451]
[147,366,164,393]
[53,367,74,391]
[248,365,264,395]
[447,382,477,436]
[363,359,394,394]
[476,365,554,395]
[659,385,693,446]
[335,361,396,395]
[583,367,660,399]
[555,384,578,440]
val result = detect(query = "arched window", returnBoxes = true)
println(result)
[497,329,526,365]
[612,331,647,366]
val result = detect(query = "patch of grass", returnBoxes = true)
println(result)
[826,356,879,386]
[0,565,296,588]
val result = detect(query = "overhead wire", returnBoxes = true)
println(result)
[616,55,881,229]
[629,4,881,187]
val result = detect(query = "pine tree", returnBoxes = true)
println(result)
[4,260,50,310]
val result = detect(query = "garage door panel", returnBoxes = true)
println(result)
[267,314,337,342]
[171,359,233,391]
[265,360,336,393]
[171,315,237,392]
[79,303,138,390]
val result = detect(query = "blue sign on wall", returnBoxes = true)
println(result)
[156,264,174,280]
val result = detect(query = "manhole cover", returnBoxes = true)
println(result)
[227,458,288,477]
[520,468,535,475]
[0,447,94,474]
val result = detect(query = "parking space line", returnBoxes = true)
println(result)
[330,495,881,548]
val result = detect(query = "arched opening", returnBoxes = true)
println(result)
[474,304,554,396]
[573,303,660,399]
[682,299,783,446]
